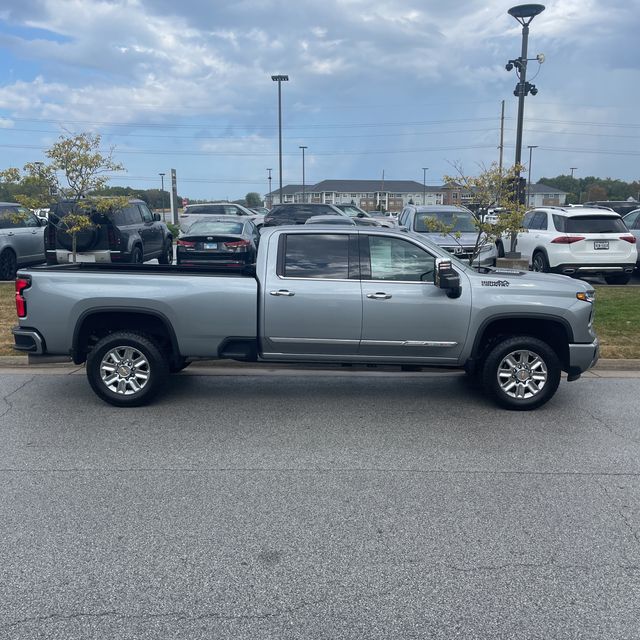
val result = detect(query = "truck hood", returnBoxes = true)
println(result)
[468,267,593,293]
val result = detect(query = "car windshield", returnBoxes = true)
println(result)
[340,206,368,217]
[414,211,476,233]
[557,215,627,234]
[185,221,245,235]
[185,205,247,215]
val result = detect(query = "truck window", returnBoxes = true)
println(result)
[283,234,350,279]
[366,236,435,282]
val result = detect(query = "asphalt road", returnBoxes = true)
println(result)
[1,369,639,639]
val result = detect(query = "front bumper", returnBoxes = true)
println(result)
[567,338,599,379]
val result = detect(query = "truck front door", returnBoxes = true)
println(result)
[262,232,362,358]
[359,234,472,363]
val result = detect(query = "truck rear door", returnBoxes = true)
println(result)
[261,231,362,358]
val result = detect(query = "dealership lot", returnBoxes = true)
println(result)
[1,368,639,639]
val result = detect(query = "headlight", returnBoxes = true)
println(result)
[576,290,595,303]
[479,243,494,253]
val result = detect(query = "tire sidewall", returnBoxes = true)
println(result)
[532,252,548,273]
[482,336,561,410]
[86,332,169,407]
[0,249,17,280]
[131,246,143,264]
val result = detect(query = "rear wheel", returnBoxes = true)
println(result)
[482,336,561,410]
[604,274,631,285]
[86,331,169,407]
[158,240,173,265]
[131,246,143,264]
[0,249,17,280]
[531,251,549,273]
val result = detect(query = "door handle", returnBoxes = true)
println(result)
[31,230,38,234]
[366,292,392,299]
[270,290,295,297]
[7,232,14,236]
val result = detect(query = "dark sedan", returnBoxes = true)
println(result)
[176,218,259,268]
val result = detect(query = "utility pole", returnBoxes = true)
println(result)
[422,167,429,205]
[498,100,505,175]
[299,146,307,203]
[271,74,289,205]
[158,172,165,221]
[266,168,272,208]
[570,167,577,179]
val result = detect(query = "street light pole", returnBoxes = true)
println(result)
[299,146,308,203]
[267,168,272,208]
[158,172,165,220]
[570,167,577,179]
[526,145,538,207]
[271,75,289,205]
[422,167,428,205]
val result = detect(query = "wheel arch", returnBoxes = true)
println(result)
[72,308,180,366]
[470,314,573,371]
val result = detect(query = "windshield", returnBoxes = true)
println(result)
[185,221,245,235]
[339,206,368,218]
[414,211,476,233]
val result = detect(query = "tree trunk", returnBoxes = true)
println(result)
[72,233,77,263]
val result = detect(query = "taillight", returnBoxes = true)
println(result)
[15,277,30,318]
[620,235,637,244]
[551,236,585,244]
[107,225,121,248]
[176,239,196,248]
[223,240,250,251]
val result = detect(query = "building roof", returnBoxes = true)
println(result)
[267,180,442,196]
[266,184,305,196]
[530,183,567,195]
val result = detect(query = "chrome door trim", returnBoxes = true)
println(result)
[269,337,360,345]
[360,340,458,347]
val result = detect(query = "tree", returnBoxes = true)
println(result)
[438,162,527,265]
[586,184,608,202]
[1,132,126,262]
[245,192,262,207]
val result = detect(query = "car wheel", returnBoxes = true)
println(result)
[158,240,173,265]
[86,331,169,407]
[482,336,561,410]
[604,274,631,285]
[531,251,549,273]
[0,249,17,280]
[131,246,143,264]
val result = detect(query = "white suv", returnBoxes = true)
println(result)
[515,206,637,284]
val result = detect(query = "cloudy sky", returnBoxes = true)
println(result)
[0,0,639,200]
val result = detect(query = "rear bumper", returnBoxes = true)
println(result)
[567,338,599,379]
[12,326,45,354]
[550,263,635,276]
[47,249,112,264]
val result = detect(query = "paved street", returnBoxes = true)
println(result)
[1,368,639,639]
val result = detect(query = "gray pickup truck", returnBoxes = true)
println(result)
[13,226,599,410]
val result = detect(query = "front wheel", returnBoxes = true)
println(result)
[86,331,169,406]
[481,336,561,410]
[604,273,631,285]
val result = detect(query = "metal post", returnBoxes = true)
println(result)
[570,167,577,179]
[267,168,272,208]
[299,146,307,203]
[159,172,165,220]
[498,100,505,175]
[422,167,428,205]
[527,145,537,207]
[271,75,289,206]
[514,23,529,173]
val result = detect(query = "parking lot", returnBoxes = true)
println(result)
[1,367,639,639]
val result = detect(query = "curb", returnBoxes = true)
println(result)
[0,355,638,371]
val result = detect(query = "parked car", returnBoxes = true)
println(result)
[0,203,46,280]
[622,209,640,266]
[335,204,392,227]
[514,206,637,284]
[263,203,350,226]
[176,217,259,268]
[250,206,269,216]
[46,198,173,265]
[305,215,356,226]
[180,202,263,231]
[398,205,497,267]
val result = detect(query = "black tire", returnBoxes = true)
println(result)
[481,336,561,411]
[158,240,173,265]
[86,331,169,407]
[604,274,631,285]
[130,246,143,264]
[531,251,549,273]
[0,249,17,280]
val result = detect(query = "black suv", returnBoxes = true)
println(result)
[46,198,173,265]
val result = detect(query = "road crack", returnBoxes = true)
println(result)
[0,376,35,421]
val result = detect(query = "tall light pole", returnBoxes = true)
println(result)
[158,172,166,220]
[267,168,272,208]
[526,145,538,207]
[299,146,308,203]
[570,167,577,179]
[271,74,289,205]
[505,3,545,255]
[422,167,429,205]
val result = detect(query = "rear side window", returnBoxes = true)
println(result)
[0,208,20,229]
[559,215,627,234]
[624,211,640,230]
[282,234,351,279]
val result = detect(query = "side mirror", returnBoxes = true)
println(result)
[37,216,48,226]
[357,212,365,218]
[153,213,161,221]
[435,259,462,299]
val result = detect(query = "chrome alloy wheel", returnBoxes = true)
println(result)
[497,349,547,399]
[99,346,151,395]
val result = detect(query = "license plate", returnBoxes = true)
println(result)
[203,243,218,250]
[594,241,609,250]
[68,253,95,263]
